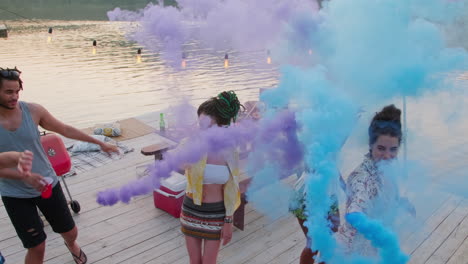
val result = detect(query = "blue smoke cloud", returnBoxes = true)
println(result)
[346,212,409,264]
[259,0,468,263]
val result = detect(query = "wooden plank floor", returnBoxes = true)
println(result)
[1,118,467,263]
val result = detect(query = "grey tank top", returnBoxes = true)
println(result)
[0,101,58,198]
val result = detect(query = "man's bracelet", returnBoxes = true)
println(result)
[224,217,233,223]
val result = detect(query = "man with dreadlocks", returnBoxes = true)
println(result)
[180,91,243,264]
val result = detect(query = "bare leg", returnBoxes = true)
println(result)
[185,236,203,264]
[202,239,222,264]
[61,226,86,264]
[297,218,321,264]
[25,241,45,264]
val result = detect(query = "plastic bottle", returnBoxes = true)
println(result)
[41,178,54,199]
[159,113,166,133]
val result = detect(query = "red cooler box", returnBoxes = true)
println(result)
[154,171,186,218]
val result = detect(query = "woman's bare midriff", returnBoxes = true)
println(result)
[202,184,224,203]
[202,156,226,203]
[187,184,224,203]
[186,155,226,203]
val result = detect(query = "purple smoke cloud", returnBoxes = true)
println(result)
[106,0,321,66]
[97,110,303,205]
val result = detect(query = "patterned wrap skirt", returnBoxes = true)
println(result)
[180,196,225,240]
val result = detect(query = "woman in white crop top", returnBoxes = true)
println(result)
[180,91,243,264]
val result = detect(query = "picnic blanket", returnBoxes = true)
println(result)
[63,141,134,177]
[81,118,155,142]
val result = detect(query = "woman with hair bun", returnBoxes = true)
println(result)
[337,104,414,256]
[181,91,243,264]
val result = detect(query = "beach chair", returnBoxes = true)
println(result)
[40,132,81,213]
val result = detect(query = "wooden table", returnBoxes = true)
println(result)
[140,142,171,160]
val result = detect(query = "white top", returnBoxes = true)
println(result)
[203,164,230,184]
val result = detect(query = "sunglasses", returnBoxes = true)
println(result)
[0,69,21,80]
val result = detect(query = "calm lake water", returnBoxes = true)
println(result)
[1,20,279,128]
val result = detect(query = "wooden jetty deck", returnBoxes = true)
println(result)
[0,112,467,264]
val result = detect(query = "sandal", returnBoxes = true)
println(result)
[64,242,88,264]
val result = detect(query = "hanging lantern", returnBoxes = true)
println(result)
[92,40,97,55]
[181,52,187,68]
[224,53,229,68]
[136,48,142,63]
[47,27,53,43]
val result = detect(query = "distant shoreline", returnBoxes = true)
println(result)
[0,0,177,21]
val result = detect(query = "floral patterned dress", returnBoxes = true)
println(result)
[337,153,399,256]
